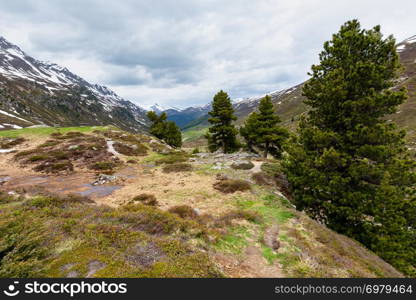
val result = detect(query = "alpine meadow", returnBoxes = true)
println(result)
[0,1,415,287]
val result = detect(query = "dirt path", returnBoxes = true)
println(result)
[250,160,263,173]
[213,245,283,278]
[106,140,120,156]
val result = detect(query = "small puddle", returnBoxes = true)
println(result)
[114,166,137,179]
[77,184,122,198]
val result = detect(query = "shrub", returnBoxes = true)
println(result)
[0,137,25,149]
[34,161,74,173]
[63,131,85,139]
[261,162,282,176]
[90,161,116,171]
[49,151,69,160]
[251,172,275,186]
[132,194,158,206]
[192,148,200,154]
[14,149,37,158]
[162,163,192,173]
[113,142,147,156]
[156,152,190,165]
[38,140,60,148]
[213,179,251,194]
[28,155,49,162]
[168,205,198,220]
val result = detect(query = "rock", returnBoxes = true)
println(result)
[0,176,11,185]
[66,271,79,278]
[216,173,229,181]
[264,224,280,250]
[194,153,209,159]
[92,174,118,185]
[211,161,227,170]
[231,160,255,170]
[159,148,171,155]
[86,260,106,278]
[68,145,79,150]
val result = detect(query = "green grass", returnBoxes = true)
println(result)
[214,226,251,254]
[0,126,108,138]
[261,245,280,264]
[182,126,208,142]
[234,192,294,225]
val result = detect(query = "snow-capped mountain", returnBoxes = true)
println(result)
[148,103,184,114]
[0,36,148,131]
[396,35,416,53]
[147,102,211,128]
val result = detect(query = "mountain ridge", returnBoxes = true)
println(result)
[0,36,149,132]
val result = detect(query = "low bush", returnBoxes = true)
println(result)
[28,154,49,162]
[0,137,25,149]
[38,140,61,148]
[132,194,158,206]
[113,142,147,156]
[162,163,192,173]
[168,205,199,220]
[155,152,190,165]
[0,193,221,278]
[252,172,275,186]
[90,161,116,171]
[34,161,74,173]
[213,179,251,194]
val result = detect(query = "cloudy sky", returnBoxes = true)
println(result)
[0,0,414,108]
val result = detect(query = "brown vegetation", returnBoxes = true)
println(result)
[213,179,251,194]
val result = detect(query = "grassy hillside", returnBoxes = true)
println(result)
[0,127,403,277]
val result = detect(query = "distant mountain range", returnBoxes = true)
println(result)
[1,34,415,138]
[177,34,416,145]
[0,36,149,131]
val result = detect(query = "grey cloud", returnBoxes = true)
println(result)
[0,0,415,108]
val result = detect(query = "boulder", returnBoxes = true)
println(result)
[231,160,255,170]
[92,174,118,185]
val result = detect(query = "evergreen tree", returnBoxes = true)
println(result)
[283,20,416,275]
[206,90,240,153]
[240,95,289,158]
[164,121,182,148]
[147,111,168,139]
[147,111,182,148]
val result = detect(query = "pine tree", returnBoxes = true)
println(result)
[164,121,182,148]
[206,90,240,153]
[240,95,289,158]
[147,111,182,148]
[147,111,168,139]
[283,20,416,275]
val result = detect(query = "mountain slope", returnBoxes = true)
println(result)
[0,37,148,132]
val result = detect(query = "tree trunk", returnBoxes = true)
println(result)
[264,142,269,158]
